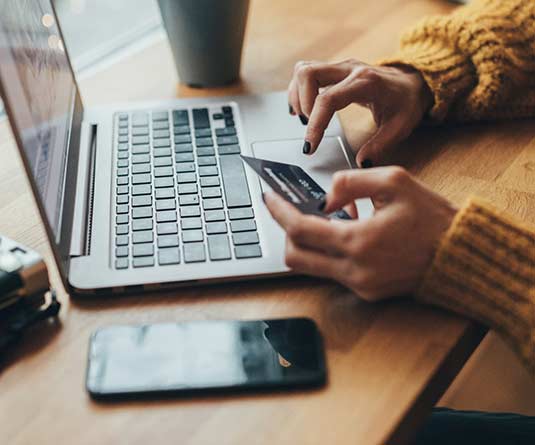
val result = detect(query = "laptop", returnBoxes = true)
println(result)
[0,0,357,295]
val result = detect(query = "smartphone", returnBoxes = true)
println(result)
[86,318,326,400]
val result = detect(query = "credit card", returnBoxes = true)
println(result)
[241,155,351,220]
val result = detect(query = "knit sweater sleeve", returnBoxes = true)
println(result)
[380,0,535,122]
[417,199,535,373]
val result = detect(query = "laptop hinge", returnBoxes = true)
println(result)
[69,122,97,257]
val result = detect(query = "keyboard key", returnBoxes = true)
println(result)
[116,214,129,225]
[132,135,150,145]
[181,217,202,230]
[133,207,152,219]
[208,234,231,261]
[176,172,197,183]
[157,235,179,248]
[154,139,171,148]
[215,127,237,137]
[116,204,129,214]
[155,188,175,199]
[155,177,174,188]
[133,257,155,267]
[198,156,216,166]
[222,105,233,115]
[179,195,199,206]
[174,134,192,145]
[132,154,150,164]
[225,118,235,127]
[118,113,128,121]
[206,222,227,235]
[203,198,224,210]
[132,112,149,126]
[204,210,225,222]
[175,144,194,154]
[174,125,190,135]
[196,137,213,147]
[175,152,194,163]
[116,224,129,235]
[116,246,129,257]
[133,230,154,244]
[212,113,224,120]
[183,230,203,243]
[157,210,177,223]
[176,163,195,173]
[152,111,168,121]
[197,147,215,156]
[132,127,149,136]
[200,176,220,187]
[201,187,222,198]
[154,166,174,177]
[154,157,172,167]
[218,144,241,155]
[117,176,129,186]
[228,207,254,220]
[118,135,128,144]
[172,109,189,126]
[178,183,198,194]
[156,199,176,211]
[158,248,180,265]
[132,145,150,154]
[132,195,152,207]
[116,235,129,246]
[180,206,201,217]
[153,121,169,130]
[132,164,150,174]
[117,159,128,168]
[132,174,151,185]
[133,244,154,257]
[118,151,129,160]
[132,218,153,231]
[199,166,218,176]
[157,222,178,235]
[219,155,251,208]
[115,258,129,269]
[195,128,212,138]
[118,143,128,151]
[193,108,210,129]
[235,244,262,259]
[183,242,206,263]
[232,231,259,245]
[132,184,151,195]
[117,185,129,195]
[230,219,257,232]
[217,135,239,146]
[153,147,172,157]
[117,167,129,177]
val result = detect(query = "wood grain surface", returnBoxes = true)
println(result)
[2,0,533,444]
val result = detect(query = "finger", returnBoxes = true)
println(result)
[264,191,348,255]
[284,238,344,281]
[288,77,302,117]
[344,201,359,219]
[324,167,404,212]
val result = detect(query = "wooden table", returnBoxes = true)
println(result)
[2,0,534,444]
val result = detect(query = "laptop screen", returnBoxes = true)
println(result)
[0,0,77,239]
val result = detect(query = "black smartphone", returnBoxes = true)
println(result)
[86,318,326,400]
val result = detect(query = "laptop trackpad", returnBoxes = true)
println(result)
[251,136,352,192]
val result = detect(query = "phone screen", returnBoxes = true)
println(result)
[86,318,326,398]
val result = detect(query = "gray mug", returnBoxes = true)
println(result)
[157,0,250,88]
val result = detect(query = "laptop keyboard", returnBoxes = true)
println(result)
[113,105,262,269]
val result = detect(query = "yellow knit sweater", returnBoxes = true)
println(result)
[385,0,535,373]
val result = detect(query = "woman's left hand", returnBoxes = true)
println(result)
[264,167,457,301]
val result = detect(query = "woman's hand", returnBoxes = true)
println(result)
[288,59,433,167]
[264,167,457,301]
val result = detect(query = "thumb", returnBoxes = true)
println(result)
[324,167,401,212]
[355,119,403,168]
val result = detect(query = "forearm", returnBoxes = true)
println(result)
[417,197,535,373]
[381,0,535,122]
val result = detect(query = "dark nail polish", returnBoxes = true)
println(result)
[303,141,311,154]
[289,104,294,115]
[318,199,326,211]
[299,114,309,125]
[262,192,267,203]
[361,159,373,169]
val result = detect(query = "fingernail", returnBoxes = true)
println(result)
[262,191,267,203]
[302,141,311,154]
[299,114,309,125]
[289,104,295,115]
[361,159,373,169]
[318,199,326,211]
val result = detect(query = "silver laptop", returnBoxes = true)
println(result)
[0,0,356,295]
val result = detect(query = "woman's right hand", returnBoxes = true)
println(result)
[287,59,433,167]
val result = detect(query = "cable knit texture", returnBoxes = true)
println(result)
[381,0,535,372]
[381,0,535,122]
